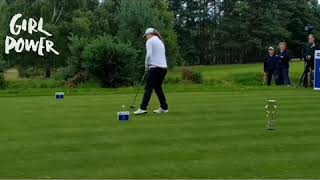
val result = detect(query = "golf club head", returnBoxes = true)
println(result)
[130,106,135,109]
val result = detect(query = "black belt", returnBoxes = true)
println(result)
[149,65,167,70]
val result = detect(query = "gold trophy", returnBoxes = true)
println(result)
[265,100,277,130]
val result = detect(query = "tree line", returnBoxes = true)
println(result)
[0,0,179,87]
[0,0,320,88]
[169,0,320,65]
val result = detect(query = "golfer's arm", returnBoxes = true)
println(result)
[145,41,152,66]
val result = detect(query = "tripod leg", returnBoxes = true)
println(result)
[299,73,305,87]
[297,70,306,88]
[297,63,308,88]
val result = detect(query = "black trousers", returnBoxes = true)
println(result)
[140,67,168,110]
[266,70,275,86]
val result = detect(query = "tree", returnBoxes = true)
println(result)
[169,0,201,65]
[65,35,92,86]
[116,0,180,70]
[170,0,320,65]
[0,0,7,89]
[2,0,101,78]
[275,0,320,58]
[0,0,7,59]
[83,36,137,87]
[218,0,290,63]
[91,0,120,36]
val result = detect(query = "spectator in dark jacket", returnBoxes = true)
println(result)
[278,42,291,85]
[264,47,277,86]
[304,34,320,87]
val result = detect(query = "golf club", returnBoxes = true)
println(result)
[130,70,148,109]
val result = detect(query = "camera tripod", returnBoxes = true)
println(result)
[297,61,312,88]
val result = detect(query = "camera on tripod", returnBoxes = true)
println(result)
[297,25,316,88]
[305,25,315,35]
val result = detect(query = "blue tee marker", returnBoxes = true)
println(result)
[55,92,65,100]
[118,105,130,121]
[118,111,130,121]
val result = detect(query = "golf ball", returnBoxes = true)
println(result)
[121,105,125,109]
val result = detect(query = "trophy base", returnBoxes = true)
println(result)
[266,125,277,130]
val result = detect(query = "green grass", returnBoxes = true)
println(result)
[170,61,303,79]
[1,62,319,178]
[167,61,304,86]
[4,61,306,90]
[1,88,320,178]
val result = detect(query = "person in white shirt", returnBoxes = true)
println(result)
[134,28,169,115]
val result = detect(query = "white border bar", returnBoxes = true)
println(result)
[314,50,320,90]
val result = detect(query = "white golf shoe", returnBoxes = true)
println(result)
[153,108,169,114]
[134,109,147,115]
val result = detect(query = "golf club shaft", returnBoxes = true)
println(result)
[130,71,147,108]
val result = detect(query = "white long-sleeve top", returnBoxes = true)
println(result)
[145,36,168,68]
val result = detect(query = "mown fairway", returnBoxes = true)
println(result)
[1,88,320,179]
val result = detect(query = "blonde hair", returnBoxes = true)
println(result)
[153,29,162,40]
[279,42,287,50]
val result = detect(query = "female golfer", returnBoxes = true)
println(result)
[134,28,169,115]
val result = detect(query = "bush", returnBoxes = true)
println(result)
[65,36,92,87]
[66,72,90,88]
[181,68,203,84]
[7,79,65,89]
[16,66,44,78]
[83,36,138,88]
[165,76,181,84]
[0,60,7,89]
[181,68,192,80]
[227,72,263,86]
[191,72,203,84]
[0,74,6,89]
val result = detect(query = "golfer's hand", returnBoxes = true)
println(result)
[145,65,149,72]
[307,55,312,60]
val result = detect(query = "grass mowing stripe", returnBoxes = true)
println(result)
[2,122,320,154]
[1,89,320,178]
